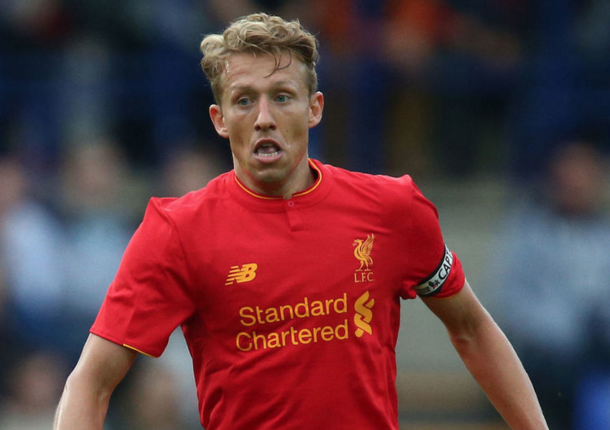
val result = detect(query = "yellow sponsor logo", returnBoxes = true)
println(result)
[234,292,377,352]
[236,294,349,352]
[236,321,349,352]
[239,294,348,326]
[354,291,375,337]
[225,263,258,285]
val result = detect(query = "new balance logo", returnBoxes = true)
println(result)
[225,263,258,285]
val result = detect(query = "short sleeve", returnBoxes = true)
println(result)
[90,198,195,357]
[398,178,465,299]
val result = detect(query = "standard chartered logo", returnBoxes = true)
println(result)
[354,291,375,337]
[235,291,376,352]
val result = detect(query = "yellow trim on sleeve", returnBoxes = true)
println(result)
[123,344,156,358]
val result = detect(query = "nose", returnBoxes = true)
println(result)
[254,96,277,131]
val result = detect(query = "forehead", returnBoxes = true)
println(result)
[222,52,307,92]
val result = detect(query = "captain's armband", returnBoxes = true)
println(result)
[414,245,454,297]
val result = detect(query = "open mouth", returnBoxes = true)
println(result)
[254,140,281,158]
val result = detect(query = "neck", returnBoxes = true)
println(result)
[236,159,316,199]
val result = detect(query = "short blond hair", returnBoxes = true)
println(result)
[200,13,319,103]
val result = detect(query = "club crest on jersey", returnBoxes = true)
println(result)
[353,234,375,283]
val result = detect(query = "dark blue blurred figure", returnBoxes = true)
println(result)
[57,140,136,361]
[509,0,610,180]
[490,140,610,430]
[0,155,66,354]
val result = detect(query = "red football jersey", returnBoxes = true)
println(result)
[91,159,465,430]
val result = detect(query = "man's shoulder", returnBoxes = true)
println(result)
[148,171,232,218]
[317,162,433,221]
[321,161,415,195]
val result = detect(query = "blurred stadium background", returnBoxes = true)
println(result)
[1,1,609,429]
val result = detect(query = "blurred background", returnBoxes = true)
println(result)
[1,1,609,429]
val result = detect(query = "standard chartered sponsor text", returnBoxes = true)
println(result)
[236,293,350,352]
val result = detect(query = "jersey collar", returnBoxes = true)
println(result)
[228,159,332,211]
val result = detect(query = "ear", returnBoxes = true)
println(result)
[209,104,229,138]
[308,91,324,129]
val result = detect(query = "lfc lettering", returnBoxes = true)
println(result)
[354,272,375,283]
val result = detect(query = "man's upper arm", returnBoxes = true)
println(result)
[420,280,490,337]
[70,333,139,393]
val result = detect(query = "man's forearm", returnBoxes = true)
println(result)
[53,375,110,430]
[54,334,138,429]
[450,314,548,429]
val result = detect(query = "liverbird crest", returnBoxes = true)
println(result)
[353,234,375,272]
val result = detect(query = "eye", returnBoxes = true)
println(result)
[237,97,251,106]
[275,94,290,103]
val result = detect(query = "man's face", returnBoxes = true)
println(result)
[209,52,324,197]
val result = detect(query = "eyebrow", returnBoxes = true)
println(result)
[232,79,298,90]
[228,80,300,98]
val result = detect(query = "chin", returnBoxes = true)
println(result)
[257,171,286,185]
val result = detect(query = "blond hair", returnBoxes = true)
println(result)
[200,13,319,103]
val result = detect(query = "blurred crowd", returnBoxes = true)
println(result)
[0,141,226,429]
[490,140,610,430]
[0,1,609,429]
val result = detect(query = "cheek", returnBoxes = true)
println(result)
[285,112,311,137]
[225,121,249,143]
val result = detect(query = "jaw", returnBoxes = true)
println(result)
[234,150,312,197]
[244,158,291,188]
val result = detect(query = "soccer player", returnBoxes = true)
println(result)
[54,13,548,430]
